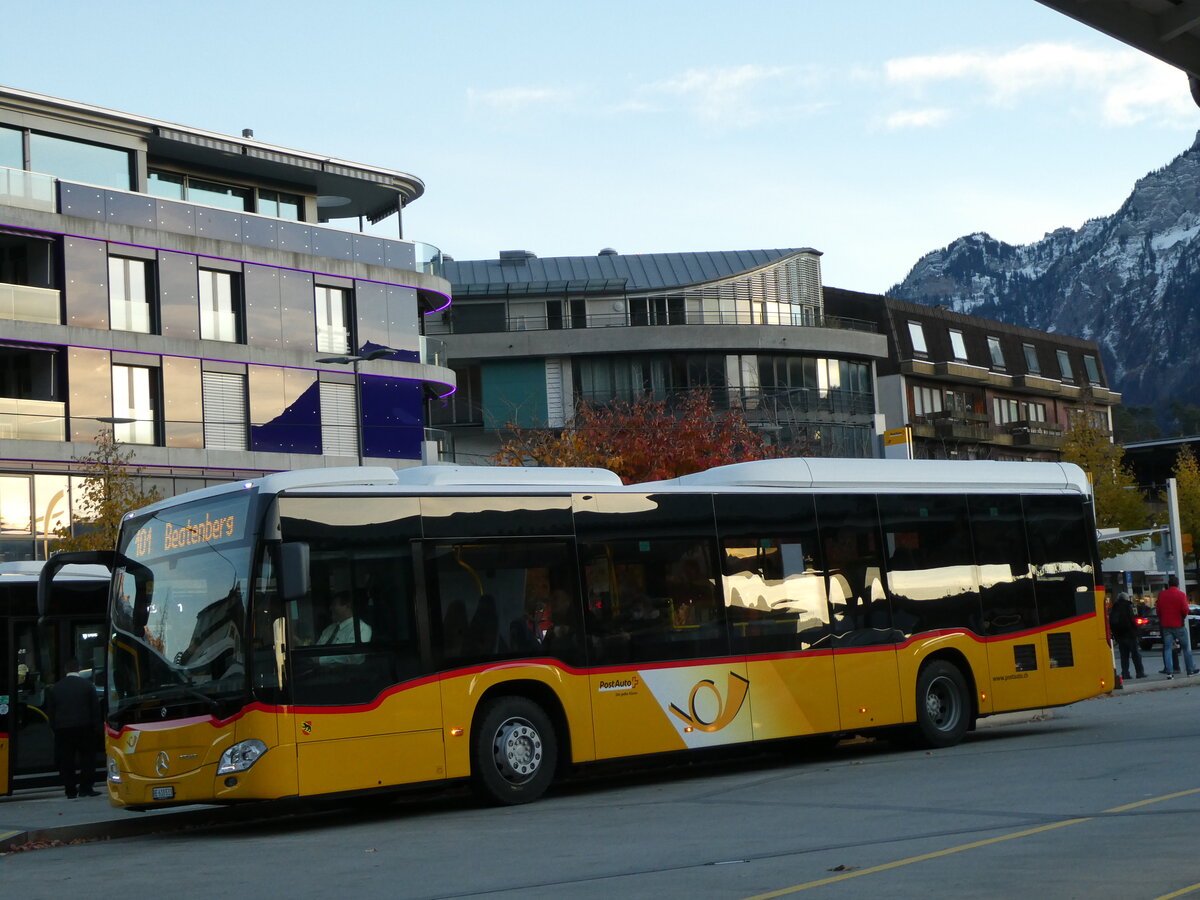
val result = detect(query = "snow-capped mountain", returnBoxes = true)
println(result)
[888,133,1200,416]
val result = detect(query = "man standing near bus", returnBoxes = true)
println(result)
[45,658,101,798]
[1156,575,1198,679]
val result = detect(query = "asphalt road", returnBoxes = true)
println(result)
[3,682,1199,900]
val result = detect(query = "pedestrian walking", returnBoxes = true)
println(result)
[1110,592,1146,680]
[1156,575,1198,679]
[44,659,101,798]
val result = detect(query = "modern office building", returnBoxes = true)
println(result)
[825,288,1121,461]
[0,86,454,561]
[429,248,889,463]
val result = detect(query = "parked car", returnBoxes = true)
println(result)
[1136,603,1200,650]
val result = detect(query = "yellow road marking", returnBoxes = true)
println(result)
[742,788,1200,899]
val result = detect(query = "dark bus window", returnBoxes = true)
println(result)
[878,494,980,638]
[420,495,573,538]
[969,495,1039,635]
[426,540,582,667]
[575,493,727,664]
[815,494,897,646]
[278,496,421,706]
[1023,494,1096,624]
[715,493,830,653]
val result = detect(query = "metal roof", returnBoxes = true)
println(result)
[443,248,808,295]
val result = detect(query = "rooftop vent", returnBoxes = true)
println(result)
[499,249,537,266]
[242,128,254,138]
[598,248,618,256]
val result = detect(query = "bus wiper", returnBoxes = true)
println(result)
[138,684,221,711]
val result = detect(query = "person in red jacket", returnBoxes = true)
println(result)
[1156,575,1198,678]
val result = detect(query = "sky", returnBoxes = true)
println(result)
[7,1,1200,293]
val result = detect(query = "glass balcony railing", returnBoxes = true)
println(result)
[420,336,447,367]
[0,166,55,212]
[423,427,455,463]
[0,282,62,325]
[414,242,444,277]
[0,399,67,441]
[462,310,878,334]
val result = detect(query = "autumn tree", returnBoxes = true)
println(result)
[53,429,161,552]
[1166,444,1200,575]
[492,389,780,483]
[1061,409,1148,556]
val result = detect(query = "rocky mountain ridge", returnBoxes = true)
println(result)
[889,132,1200,418]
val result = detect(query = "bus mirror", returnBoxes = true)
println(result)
[279,542,310,603]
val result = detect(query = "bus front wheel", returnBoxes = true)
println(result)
[912,660,970,748]
[471,696,558,805]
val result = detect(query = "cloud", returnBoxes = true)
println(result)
[883,42,1194,126]
[641,64,824,127]
[885,107,952,130]
[466,86,573,111]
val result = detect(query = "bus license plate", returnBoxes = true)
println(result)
[152,786,175,801]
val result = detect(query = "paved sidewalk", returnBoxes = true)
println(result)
[1,671,1190,853]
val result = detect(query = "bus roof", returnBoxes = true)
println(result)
[120,458,1091,518]
[656,458,1091,494]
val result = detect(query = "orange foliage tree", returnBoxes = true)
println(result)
[491,389,782,483]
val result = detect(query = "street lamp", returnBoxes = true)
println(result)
[315,346,396,467]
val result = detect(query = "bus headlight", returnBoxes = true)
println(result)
[107,755,122,784]
[217,739,268,775]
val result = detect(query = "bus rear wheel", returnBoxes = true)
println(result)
[471,696,557,805]
[912,660,970,748]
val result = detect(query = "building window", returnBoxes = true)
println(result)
[987,336,1005,368]
[108,257,153,333]
[202,372,247,451]
[908,322,928,354]
[27,132,132,190]
[949,329,967,361]
[258,189,302,220]
[320,381,358,457]
[0,125,21,170]
[1023,343,1040,374]
[912,385,943,417]
[316,286,351,354]
[199,269,241,343]
[111,364,157,445]
[993,397,1046,425]
[148,171,302,220]
[1057,349,1074,381]
[1083,354,1101,384]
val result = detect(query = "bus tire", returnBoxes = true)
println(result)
[470,696,557,805]
[912,660,970,748]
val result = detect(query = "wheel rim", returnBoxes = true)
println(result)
[924,675,962,733]
[491,716,543,785]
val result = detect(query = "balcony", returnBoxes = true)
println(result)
[1012,374,1065,396]
[900,358,938,377]
[420,336,446,367]
[933,361,992,384]
[0,166,54,213]
[0,283,61,325]
[481,310,878,334]
[1010,422,1066,450]
[0,398,66,440]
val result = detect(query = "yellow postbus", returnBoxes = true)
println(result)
[44,458,1111,808]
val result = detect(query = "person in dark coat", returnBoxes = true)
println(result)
[44,658,101,798]
[1110,592,1147,680]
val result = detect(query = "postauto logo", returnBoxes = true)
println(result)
[668,672,750,733]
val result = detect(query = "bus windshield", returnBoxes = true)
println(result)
[109,490,257,722]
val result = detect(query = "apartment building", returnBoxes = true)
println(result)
[0,86,454,560]
[429,248,888,463]
[825,288,1121,460]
